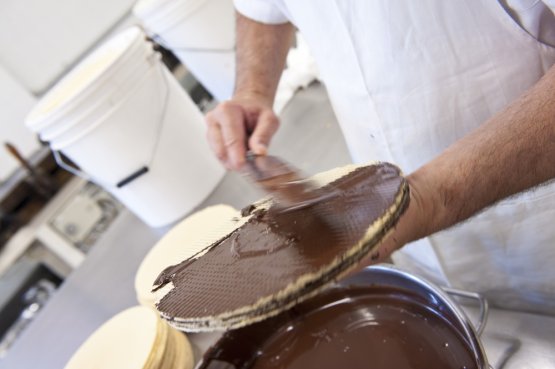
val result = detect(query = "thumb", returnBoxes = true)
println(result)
[248,110,280,155]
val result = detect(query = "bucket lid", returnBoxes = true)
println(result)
[26,27,146,130]
[133,0,177,19]
[32,39,156,136]
[134,0,206,21]
[134,0,208,34]
[38,48,157,142]
[47,61,161,151]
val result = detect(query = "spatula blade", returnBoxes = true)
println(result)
[240,154,335,211]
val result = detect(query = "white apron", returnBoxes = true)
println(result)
[235,0,555,315]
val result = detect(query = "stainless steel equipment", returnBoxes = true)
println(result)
[198,264,492,369]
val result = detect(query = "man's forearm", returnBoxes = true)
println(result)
[234,12,295,104]
[409,65,555,241]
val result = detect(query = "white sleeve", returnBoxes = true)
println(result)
[233,0,289,24]
[541,0,555,14]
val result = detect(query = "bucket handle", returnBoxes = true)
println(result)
[53,151,150,188]
[443,287,489,337]
[52,61,170,189]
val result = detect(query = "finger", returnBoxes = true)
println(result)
[205,120,228,166]
[248,110,280,155]
[217,102,248,169]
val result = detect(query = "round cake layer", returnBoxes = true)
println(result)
[154,162,409,331]
[135,204,243,308]
[64,306,160,369]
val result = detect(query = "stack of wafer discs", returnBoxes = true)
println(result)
[64,306,194,369]
[153,162,409,332]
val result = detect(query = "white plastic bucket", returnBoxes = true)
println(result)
[156,0,235,50]
[133,0,174,19]
[26,27,225,227]
[52,63,225,227]
[135,0,206,33]
[133,0,236,101]
[108,67,225,226]
[39,49,158,142]
[49,63,165,179]
[50,60,166,164]
[26,27,148,132]
[140,0,232,50]
[172,49,235,102]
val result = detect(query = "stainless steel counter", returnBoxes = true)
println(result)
[1,83,554,369]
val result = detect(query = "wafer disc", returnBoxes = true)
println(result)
[64,306,195,369]
[135,205,244,308]
[153,162,409,332]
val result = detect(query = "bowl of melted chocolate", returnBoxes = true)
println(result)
[197,265,489,369]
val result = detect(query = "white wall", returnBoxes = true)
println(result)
[0,0,138,181]
[0,0,137,95]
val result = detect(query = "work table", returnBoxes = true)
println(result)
[1,84,554,369]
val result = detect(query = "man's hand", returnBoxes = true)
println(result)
[205,96,279,170]
[205,13,294,170]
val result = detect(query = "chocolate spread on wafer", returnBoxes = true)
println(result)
[154,163,409,329]
[200,286,478,369]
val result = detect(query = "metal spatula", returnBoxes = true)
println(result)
[240,153,336,212]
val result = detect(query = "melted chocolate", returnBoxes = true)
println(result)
[200,286,478,369]
[154,164,408,328]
